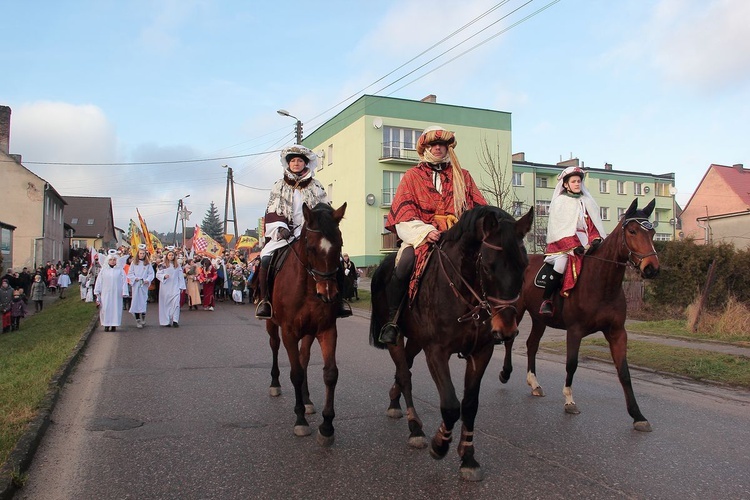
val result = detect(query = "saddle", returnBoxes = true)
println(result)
[250,244,293,304]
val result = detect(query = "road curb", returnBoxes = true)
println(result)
[0,312,99,500]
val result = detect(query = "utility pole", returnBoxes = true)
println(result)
[173,194,190,246]
[277,109,303,144]
[222,165,239,245]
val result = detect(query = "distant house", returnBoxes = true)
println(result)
[65,196,118,250]
[681,163,750,244]
[0,105,68,270]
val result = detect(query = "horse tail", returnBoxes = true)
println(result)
[369,252,396,349]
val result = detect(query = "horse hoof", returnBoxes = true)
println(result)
[317,431,335,447]
[460,466,485,482]
[294,425,312,437]
[305,404,316,415]
[386,408,403,419]
[531,387,545,397]
[499,372,509,384]
[633,420,652,432]
[564,403,580,415]
[408,436,428,449]
[269,386,281,397]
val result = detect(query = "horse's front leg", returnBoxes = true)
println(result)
[315,326,339,447]
[457,344,494,481]
[424,347,460,460]
[299,334,316,415]
[526,317,547,397]
[387,338,427,448]
[562,329,583,415]
[282,333,311,437]
[267,321,282,397]
[498,336,514,384]
[604,326,651,432]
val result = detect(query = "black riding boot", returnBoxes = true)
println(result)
[255,257,272,319]
[378,272,409,345]
[539,270,563,316]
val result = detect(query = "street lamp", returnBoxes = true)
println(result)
[277,109,303,144]
[173,194,191,246]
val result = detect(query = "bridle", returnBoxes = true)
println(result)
[287,227,340,285]
[435,236,520,325]
[584,217,658,269]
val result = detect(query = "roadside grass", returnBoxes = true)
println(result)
[349,289,371,310]
[542,338,750,389]
[0,293,95,468]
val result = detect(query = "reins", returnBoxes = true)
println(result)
[584,218,658,269]
[286,227,339,283]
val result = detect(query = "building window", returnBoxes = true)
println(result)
[535,176,548,188]
[511,172,523,186]
[327,144,334,166]
[511,201,523,217]
[617,207,627,220]
[655,182,670,196]
[599,179,609,193]
[327,184,334,204]
[87,219,95,225]
[617,181,626,195]
[382,126,422,160]
[600,207,610,220]
[71,218,78,224]
[633,182,643,195]
[382,171,405,205]
[0,226,12,264]
[655,233,672,241]
[535,200,551,217]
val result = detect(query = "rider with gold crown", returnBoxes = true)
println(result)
[379,126,487,344]
[255,145,351,320]
[540,166,606,316]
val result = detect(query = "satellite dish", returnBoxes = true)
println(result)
[373,117,383,129]
[669,186,677,195]
[644,186,651,193]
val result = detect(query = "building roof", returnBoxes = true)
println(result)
[64,196,116,239]
[711,164,750,205]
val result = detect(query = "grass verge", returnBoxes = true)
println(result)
[627,319,750,345]
[349,289,371,310]
[0,295,96,469]
[542,338,750,389]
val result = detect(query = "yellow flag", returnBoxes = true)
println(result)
[129,220,142,257]
[137,208,154,254]
[235,235,258,250]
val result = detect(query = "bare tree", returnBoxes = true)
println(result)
[475,136,547,253]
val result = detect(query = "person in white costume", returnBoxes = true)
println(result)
[156,247,186,327]
[128,244,155,328]
[94,250,128,332]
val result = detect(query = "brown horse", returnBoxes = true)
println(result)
[499,198,659,432]
[265,202,346,446]
[370,206,533,480]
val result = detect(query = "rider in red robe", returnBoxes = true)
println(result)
[380,126,487,344]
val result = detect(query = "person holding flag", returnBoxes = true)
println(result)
[128,244,155,328]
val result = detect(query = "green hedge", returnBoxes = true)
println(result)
[649,240,750,310]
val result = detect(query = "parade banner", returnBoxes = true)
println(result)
[235,235,258,250]
[151,233,163,250]
[136,208,154,254]
[193,225,224,258]
[129,220,142,257]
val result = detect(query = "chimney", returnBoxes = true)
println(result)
[556,158,580,168]
[512,152,525,162]
[604,163,612,170]
[733,163,744,172]
[0,105,10,155]
[420,94,437,103]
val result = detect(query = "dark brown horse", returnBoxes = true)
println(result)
[370,206,533,480]
[265,202,346,446]
[499,198,659,431]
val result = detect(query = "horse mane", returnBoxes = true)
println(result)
[441,205,526,265]
[304,203,342,245]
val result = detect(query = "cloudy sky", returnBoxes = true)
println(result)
[2,0,748,233]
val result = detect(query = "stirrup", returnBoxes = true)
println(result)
[337,301,353,318]
[255,300,272,319]
[539,300,554,316]
[379,322,400,345]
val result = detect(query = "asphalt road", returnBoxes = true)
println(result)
[17,300,750,499]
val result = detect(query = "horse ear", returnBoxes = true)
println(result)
[516,208,534,238]
[624,198,638,219]
[642,199,656,218]
[332,202,347,223]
